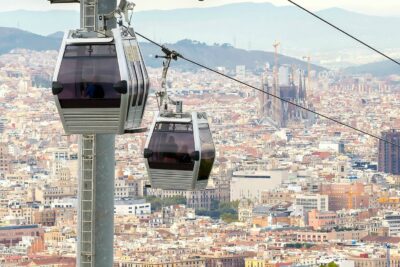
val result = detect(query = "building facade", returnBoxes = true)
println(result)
[308,209,337,230]
[294,193,329,213]
[378,130,400,175]
[0,143,10,176]
[114,200,151,216]
[382,212,400,236]
[320,183,369,211]
[230,170,287,202]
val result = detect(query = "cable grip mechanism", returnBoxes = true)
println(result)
[155,46,182,114]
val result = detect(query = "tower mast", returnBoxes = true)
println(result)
[79,1,117,266]
[48,0,117,266]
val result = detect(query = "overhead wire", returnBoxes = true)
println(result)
[133,31,399,148]
[287,0,400,67]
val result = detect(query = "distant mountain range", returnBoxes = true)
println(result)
[0,10,79,36]
[344,60,400,77]
[0,27,60,54]
[140,39,325,72]
[0,27,325,72]
[0,3,399,55]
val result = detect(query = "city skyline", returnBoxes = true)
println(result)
[0,46,399,265]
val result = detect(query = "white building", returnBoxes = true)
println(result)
[236,65,246,77]
[319,140,345,153]
[382,212,400,236]
[294,193,329,212]
[114,199,151,216]
[51,198,77,209]
[230,170,287,202]
[46,147,70,179]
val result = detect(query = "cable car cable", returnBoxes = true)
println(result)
[134,31,399,148]
[287,0,400,67]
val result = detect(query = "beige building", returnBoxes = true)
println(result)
[203,254,247,267]
[261,191,294,205]
[0,143,10,175]
[351,256,400,267]
[115,176,145,199]
[115,259,206,267]
[296,229,368,242]
[238,199,254,223]
[35,185,77,205]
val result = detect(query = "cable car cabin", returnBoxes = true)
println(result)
[52,28,149,134]
[144,112,215,191]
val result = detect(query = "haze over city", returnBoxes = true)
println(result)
[1,0,400,16]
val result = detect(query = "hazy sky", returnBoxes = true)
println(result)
[0,0,399,16]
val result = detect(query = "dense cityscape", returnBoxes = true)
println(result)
[0,44,398,267]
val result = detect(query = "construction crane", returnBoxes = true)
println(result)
[302,55,311,98]
[273,40,280,72]
[272,41,281,127]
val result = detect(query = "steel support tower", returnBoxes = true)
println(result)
[48,0,123,265]
[77,1,117,266]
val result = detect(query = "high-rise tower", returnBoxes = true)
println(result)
[379,130,400,175]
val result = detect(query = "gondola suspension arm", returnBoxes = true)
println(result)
[155,47,182,114]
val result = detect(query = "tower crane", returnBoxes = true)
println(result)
[272,41,281,126]
[273,40,280,70]
[302,55,311,98]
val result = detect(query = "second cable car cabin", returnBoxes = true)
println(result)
[144,112,215,191]
[52,27,149,134]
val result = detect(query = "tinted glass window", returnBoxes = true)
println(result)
[198,123,215,181]
[57,44,121,108]
[148,122,195,171]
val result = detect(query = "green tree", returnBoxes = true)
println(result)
[210,199,220,210]
[163,196,186,206]
[195,209,221,219]
[221,213,238,223]
[320,262,338,267]
[145,196,187,211]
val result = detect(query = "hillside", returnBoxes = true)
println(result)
[344,60,400,77]
[140,40,325,72]
[0,27,61,54]
[0,27,325,72]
